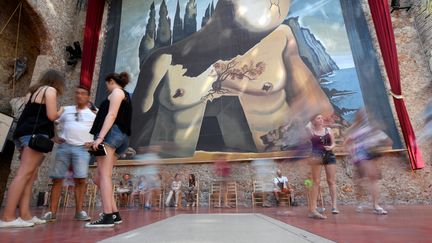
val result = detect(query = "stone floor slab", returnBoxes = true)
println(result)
[99,213,334,243]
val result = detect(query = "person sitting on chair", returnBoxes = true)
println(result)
[185,174,197,207]
[117,174,133,206]
[165,174,182,207]
[129,176,149,207]
[273,169,294,206]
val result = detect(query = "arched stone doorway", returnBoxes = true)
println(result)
[0,0,49,206]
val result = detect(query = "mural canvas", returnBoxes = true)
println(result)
[98,0,401,161]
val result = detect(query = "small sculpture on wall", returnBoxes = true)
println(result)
[6,57,28,87]
[66,41,82,66]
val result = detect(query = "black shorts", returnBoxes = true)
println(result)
[312,151,336,165]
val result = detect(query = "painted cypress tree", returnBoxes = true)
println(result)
[183,0,197,37]
[172,0,184,43]
[201,4,211,27]
[139,2,157,66]
[210,1,214,16]
[156,0,172,47]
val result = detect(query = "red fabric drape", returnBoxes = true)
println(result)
[368,0,424,170]
[80,0,105,90]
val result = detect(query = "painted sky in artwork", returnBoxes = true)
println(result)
[115,0,355,93]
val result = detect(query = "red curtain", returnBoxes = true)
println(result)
[368,0,424,170]
[79,0,105,90]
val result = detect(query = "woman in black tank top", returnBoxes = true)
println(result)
[1,69,64,227]
[86,72,132,228]
[307,114,339,219]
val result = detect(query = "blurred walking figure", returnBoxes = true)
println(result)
[344,109,392,215]
[416,102,432,144]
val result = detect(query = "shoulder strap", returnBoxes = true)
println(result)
[30,87,45,103]
[31,87,49,134]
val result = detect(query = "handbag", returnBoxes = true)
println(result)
[28,88,54,153]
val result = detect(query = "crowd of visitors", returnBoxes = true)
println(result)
[0,69,393,228]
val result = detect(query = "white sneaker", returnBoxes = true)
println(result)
[24,216,46,225]
[0,218,34,228]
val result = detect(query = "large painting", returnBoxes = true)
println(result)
[96,0,402,161]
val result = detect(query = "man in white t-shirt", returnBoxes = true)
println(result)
[273,169,294,206]
[42,86,96,222]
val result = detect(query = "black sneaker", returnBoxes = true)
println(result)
[85,213,114,228]
[112,212,123,224]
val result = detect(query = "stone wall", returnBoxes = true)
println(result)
[2,0,432,207]
[412,0,432,73]
[2,0,110,206]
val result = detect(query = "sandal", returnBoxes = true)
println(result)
[373,207,388,215]
[308,211,327,219]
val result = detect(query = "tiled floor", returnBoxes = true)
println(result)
[0,205,431,243]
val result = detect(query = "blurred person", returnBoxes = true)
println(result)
[213,154,232,208]
[416,102,432,144]
[129,176,149,206]
[165,174,182,207]
[307,114,338,219]
[251,158,276,207]
[149,173,163,210]
[185,174,197,207]
[0,69,65,228]
[86,72,132,228]
[344,109,391,215]
[41,86,95,222]
[273,169,295,206]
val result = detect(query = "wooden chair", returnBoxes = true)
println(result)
[252,180,272,208]
[194,182,200,207]
[113,184,121,207]
[60,185,74,208]
[208,182,222,208]
[86,183,98,212]
[151,188,164,209]
[225,181,238,208]
[185,181,200,207]
[113,184,132,207]
[277,189,291,207]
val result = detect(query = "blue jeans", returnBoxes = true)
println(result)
[96,124,129,157]
[50,143,90,179]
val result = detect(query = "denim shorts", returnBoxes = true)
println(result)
[14,134,49,152]
[50,143,90,179]
[311,150,337,165]
[96,124,129,157]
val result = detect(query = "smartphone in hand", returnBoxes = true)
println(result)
[88,144,107,156]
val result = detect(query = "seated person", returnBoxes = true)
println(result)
[273,169,295,206]
[117,174,133,206]
[129,176,149,207]
[185,174,197,207]
[165,174,182,207]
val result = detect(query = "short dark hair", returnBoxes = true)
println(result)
[105,72,130,88]
[76,85,90,95]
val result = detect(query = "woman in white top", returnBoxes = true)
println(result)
[165,174,182,207]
